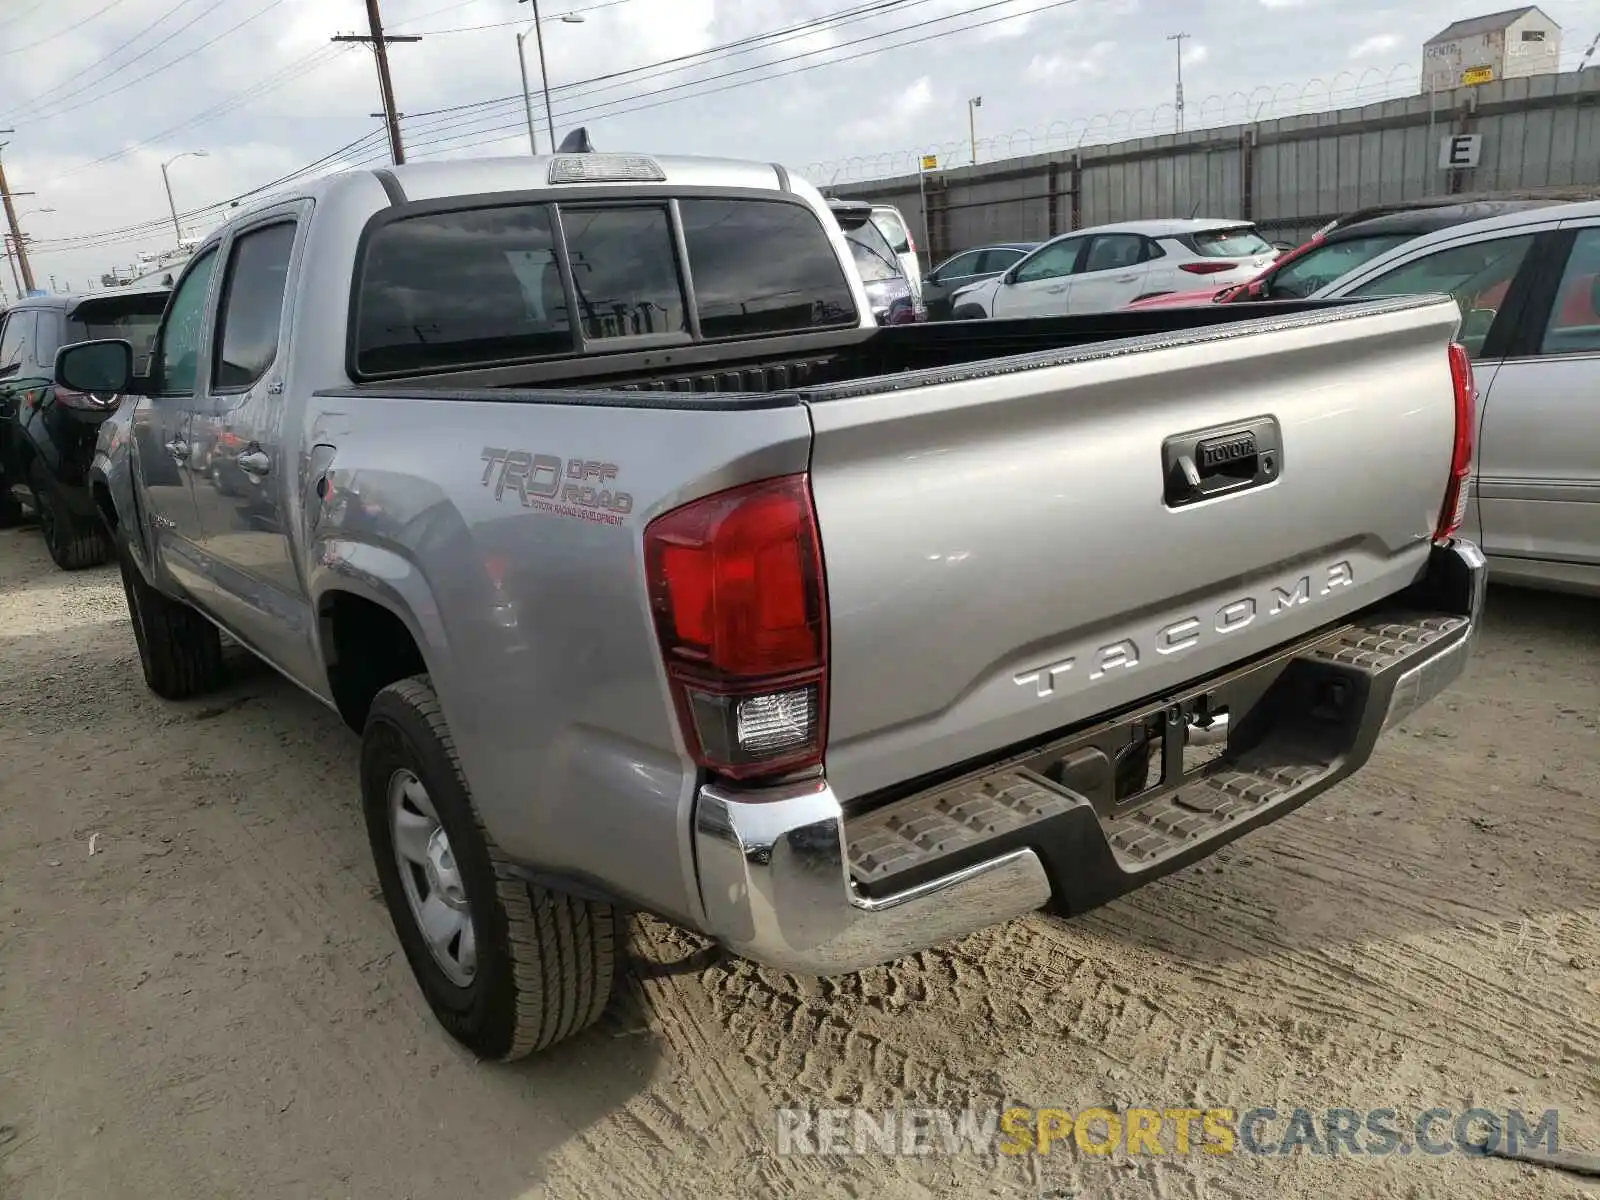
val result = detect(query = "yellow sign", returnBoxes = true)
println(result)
[920,154,938,171]
[1462,65,1494,85]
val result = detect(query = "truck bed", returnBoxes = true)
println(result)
[319,297,1393,402]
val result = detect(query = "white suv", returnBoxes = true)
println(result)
[950,218,1276,318]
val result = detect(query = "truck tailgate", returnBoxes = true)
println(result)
[803,295,1463,803]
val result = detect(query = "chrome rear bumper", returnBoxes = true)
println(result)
[692,540,1485,976]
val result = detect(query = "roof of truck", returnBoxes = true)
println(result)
[384,153,794,202]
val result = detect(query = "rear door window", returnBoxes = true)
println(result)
[356,204,571,376]
[558,207,686,341]
[678,198,858,338]
[1083,234,1145,272]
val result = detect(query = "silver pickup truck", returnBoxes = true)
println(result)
[57,148,1484,1064]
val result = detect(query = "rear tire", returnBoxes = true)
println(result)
[117,545,226,698]
[29,459,110,570]
[362,676,617,1062]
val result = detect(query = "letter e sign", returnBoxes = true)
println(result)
[1438,135,1482,170]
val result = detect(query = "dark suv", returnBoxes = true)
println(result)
[0,286,170,568]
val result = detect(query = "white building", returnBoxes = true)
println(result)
[1422,6,1562,93]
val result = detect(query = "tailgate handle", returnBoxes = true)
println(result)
[1163,417,1280,509]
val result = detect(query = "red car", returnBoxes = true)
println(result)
[1124,198,1577,310]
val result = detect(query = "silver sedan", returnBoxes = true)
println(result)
[1317,199,1600,597]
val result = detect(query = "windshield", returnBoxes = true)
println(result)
[67,295,169,374]
[845,221,904,283]
[1269,234,1414,299]
[1190,226,1273,258]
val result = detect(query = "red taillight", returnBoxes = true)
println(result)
[1436,341,1477,542]
[645,474,828,781]
[1180,261,1239,275]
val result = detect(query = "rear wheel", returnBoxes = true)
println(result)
[28,459,110,570]
[362,676,617,1061]
[117,546,226,698]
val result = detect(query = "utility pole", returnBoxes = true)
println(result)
[332,1,420,165]
[516,34,539,154]
[968,96,982,165]
[1167,32,1189,133]
[0,136,37,295]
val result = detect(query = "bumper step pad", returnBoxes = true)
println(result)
[845,607,1470,893]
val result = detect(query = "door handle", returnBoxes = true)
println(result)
[1114,273,1138,282]
[236,448,271,477]
[165,438,189,462]
[1046,285,1067,294]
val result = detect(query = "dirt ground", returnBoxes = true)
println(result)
[1,525,1597,1200]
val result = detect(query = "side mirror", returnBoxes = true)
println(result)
[56,339,135,396]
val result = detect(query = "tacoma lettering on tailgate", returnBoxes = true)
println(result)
[1015,561,1354,698]
[480,447,635,526]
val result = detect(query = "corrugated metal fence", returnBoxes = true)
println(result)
[827,67,1600,268]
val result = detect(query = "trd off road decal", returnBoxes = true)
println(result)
[480,447,634,526]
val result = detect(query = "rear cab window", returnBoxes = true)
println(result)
[353,194,860,377]
[1187,226,1274,258]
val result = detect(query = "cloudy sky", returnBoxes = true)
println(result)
[1,0,1595,290]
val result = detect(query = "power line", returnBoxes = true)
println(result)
[395,0,638,36]
[3,0,218,123]
[0,0,52,36]
[4,0,287,126]
[401,0,1070,160]
[43,0,1064,250]
[393,0,923,133]
[0,0,136,57]
[41,46,352,185]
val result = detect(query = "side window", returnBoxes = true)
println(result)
[1083,234,1144,273]
[932,251,983,282]
[150,248,219,395]
[871,209,910,254]
[213,222,296,389]
[560,206,686,341]
[1347,234,1536,357]
[33,313,62,367]
[1537,227,1600,357]
[0,311,34,378]
[1013,239,1081,284]
[677,199,857,338]
[1269,235,1411,300]
[978,248,1025,274]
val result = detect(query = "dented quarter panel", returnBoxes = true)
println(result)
[301,388,813,926]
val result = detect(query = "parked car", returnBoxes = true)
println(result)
[1312,199,1600,596]
[867,203,923,304]
[921,242,1036,321]
[0,285,169,568]
[1126,198,1574,310]
[67,144,1481,1064]
[949,219,1277,318]
[828,199,925,324]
